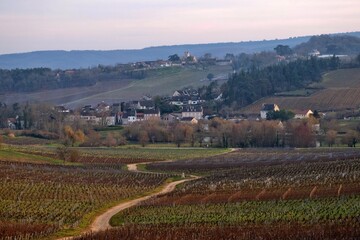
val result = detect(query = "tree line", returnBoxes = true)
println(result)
[222,56,341,108]
[0,64,151,94]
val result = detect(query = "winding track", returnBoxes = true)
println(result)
[59,149,235,239]
[58,162,199,240]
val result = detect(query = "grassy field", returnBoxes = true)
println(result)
[0,65,232,108]
[0,148,69,165]
[241,68,360,113]
[13,145,231,164]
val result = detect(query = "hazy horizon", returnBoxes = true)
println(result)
[1,0,359,54]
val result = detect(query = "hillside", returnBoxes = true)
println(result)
[2,32,360,70]
[241,68,360,113]
[0,65,232,108]
[0,37,310,69]
[294,34,360,56]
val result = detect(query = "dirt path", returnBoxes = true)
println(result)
[90,177,197,232]
[58,164,199,240]
[58,149,234,239]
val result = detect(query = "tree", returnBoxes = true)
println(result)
[139,130,149,147]
[203,53,212,59]
[287,121,316,148]
[207,73,214,81]
[104,133,117,147]
[342,130,359,147]
[63,126,85,146]
[266,110,294,121]
[325,130,337,147]
[173,123,187,147]
[56,145,80,163]
[56,145,68,163]
[274,45,293,56]
[168,54,180,62]
[69,149,80,162]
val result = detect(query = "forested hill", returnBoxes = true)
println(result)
[0,37,310,69]
[294,34,360,55]
[222,56,344,108]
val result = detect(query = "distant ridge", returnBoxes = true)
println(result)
[0,32,359,69]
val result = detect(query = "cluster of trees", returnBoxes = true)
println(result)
[0,64,152,94]
[294,35,360,56]
[222,56,340,107]
[119,118,321,148]
[266,110,295,121]
[0,102,65,134]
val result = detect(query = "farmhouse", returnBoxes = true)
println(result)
[182,105,203,120]
[144,109,161,120]
[162,113,181,122]
[260,104,280,119]
[293,110,314,119]
[181,117,198,124]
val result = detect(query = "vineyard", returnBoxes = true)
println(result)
[0,160,171,239]
[241,68,360,113]
[75,222,360,240]
[147,148,360,173]
[107,148,360,239]
[2,146,360,239]
[13,146,229,164]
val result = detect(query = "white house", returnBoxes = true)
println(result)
[182,105,203,120]
[260,104,280,119]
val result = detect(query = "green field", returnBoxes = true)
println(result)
[0,65,232,108]
[112,196,360,225]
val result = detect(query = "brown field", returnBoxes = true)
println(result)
[241,68,360,114]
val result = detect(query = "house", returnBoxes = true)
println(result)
[181,117,198,124]
[54,105,70,113]
[136,112,144,121]
[126,109,137,124]
[80,115,99,125]
[172,89,198,97]
[309,49,320,57]
[162,113,181,122]
[111,103,122,114]
[182,105,203,120]
[170,96,189,106]
[173,90,189,97]
[170,95,204,106]
[144,109,161,120]
[7,118,17,130]
[96,102,110,113]
[260,104,280,119]
[139,100,155,110]
[293,110,314,119]
[127,101,141,110]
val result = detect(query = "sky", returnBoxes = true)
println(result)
[0,0,359,54]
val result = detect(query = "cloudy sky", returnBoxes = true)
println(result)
[0,0,359,54]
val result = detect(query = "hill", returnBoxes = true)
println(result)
[241,68,360,113]
[0,37,311,69]
[294,34,360,56]
[0,65,232,108]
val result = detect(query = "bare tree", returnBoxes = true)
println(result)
[325,130,337,147]
[139,130,149,147]
[342,130,359,147]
